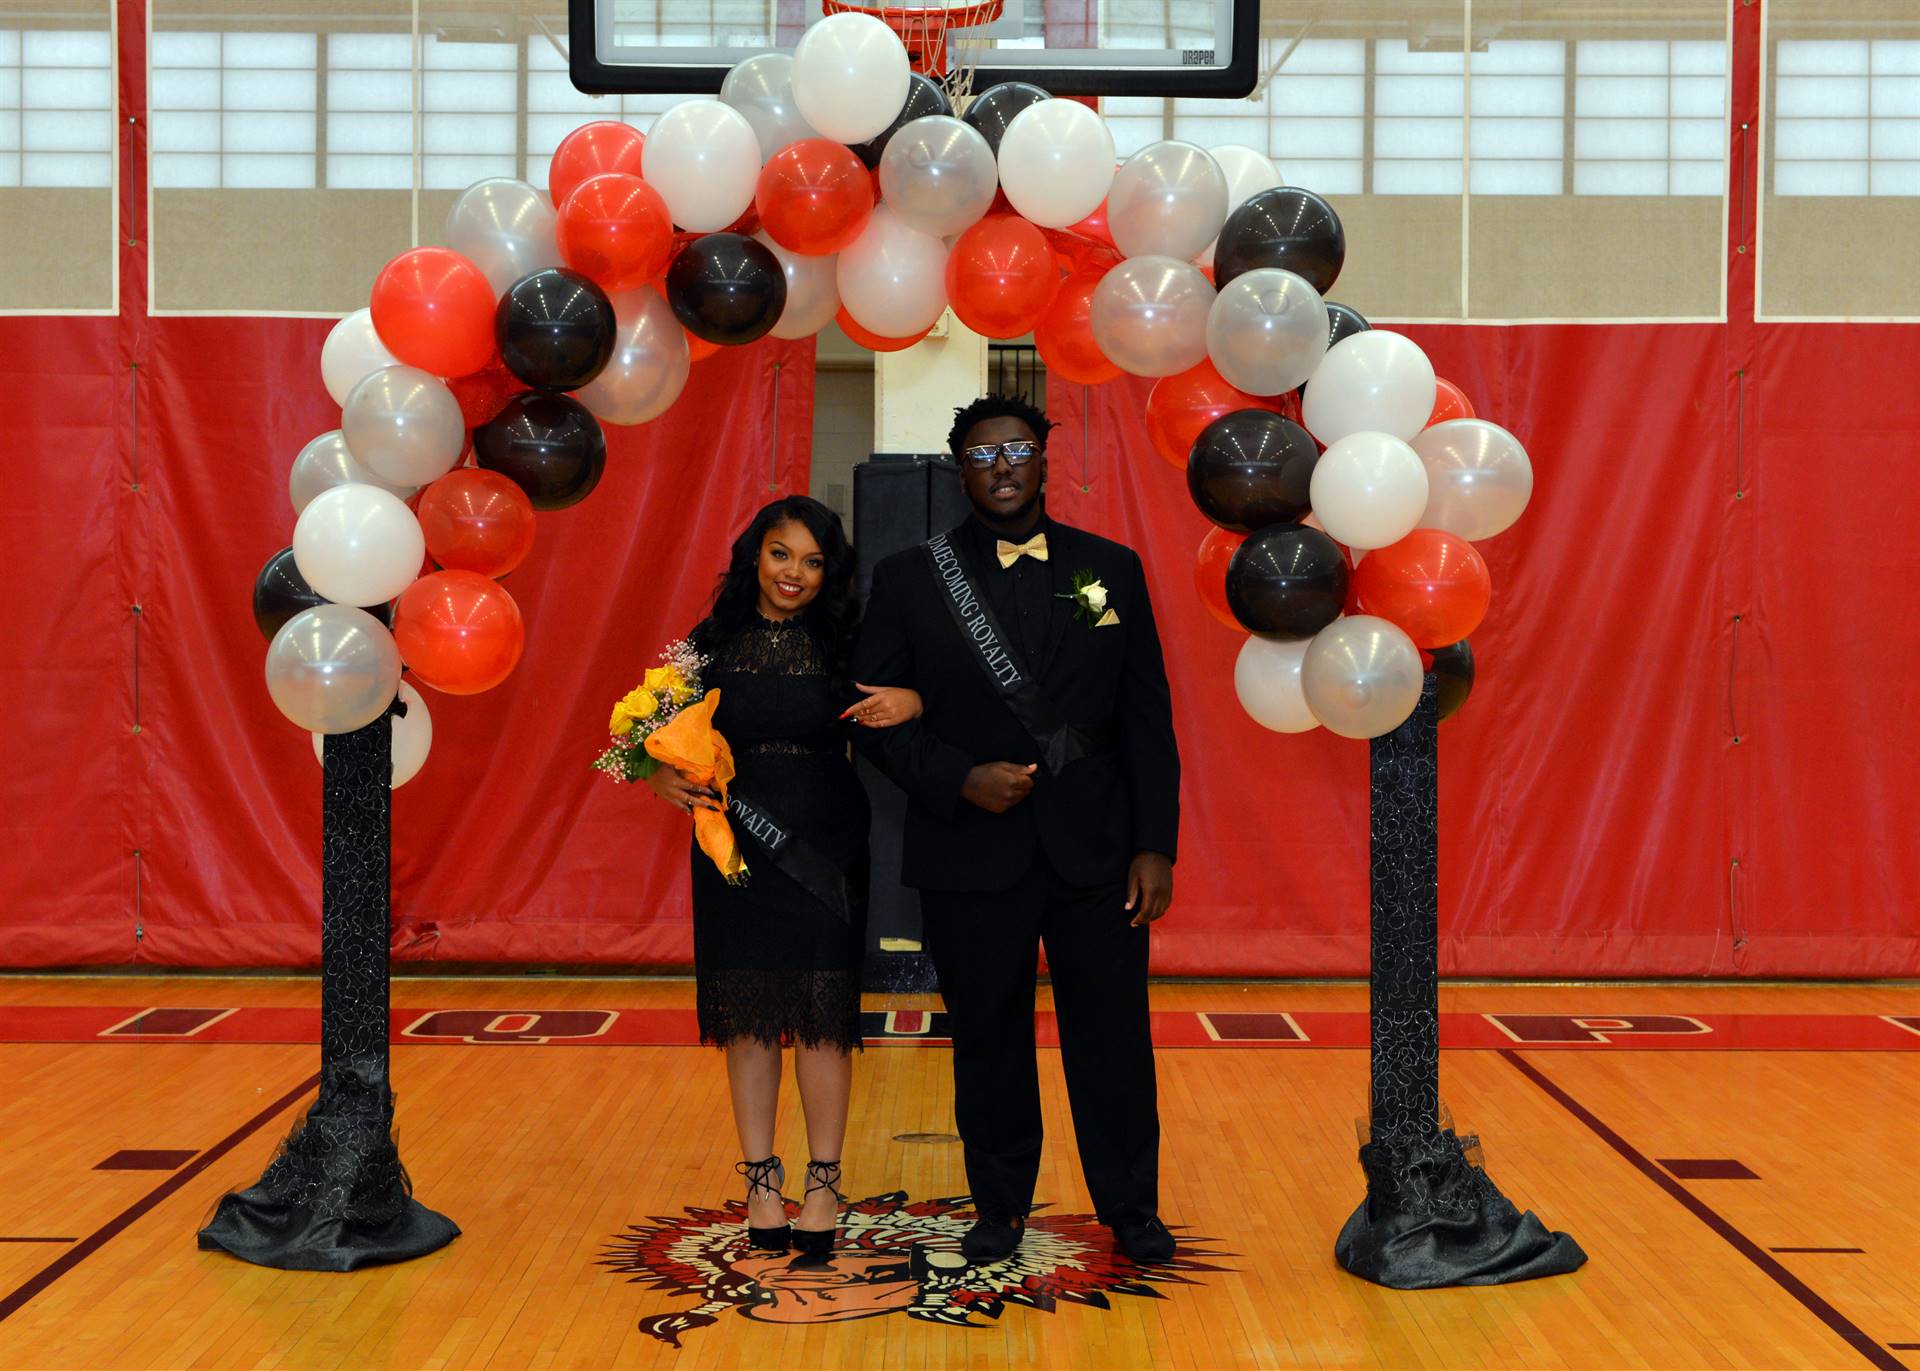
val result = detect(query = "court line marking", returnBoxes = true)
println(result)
[1500,1050,1908,1371]
[0,1072,321,1326]
[97,1007,239,1038]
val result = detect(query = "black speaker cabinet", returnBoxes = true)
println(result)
[853,454,967,994]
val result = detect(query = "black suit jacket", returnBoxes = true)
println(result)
[852,517,1180,893]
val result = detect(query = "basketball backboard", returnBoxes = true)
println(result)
[568,0,1258,98]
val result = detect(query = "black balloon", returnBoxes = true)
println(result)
[851,73,953,168]
[1429,639,1475,722]
[1226,524,1349,640]
[252,546,393,640]
[1214,187,1346,294]
[474,393,607,511]
[1187,410,1321,533]
[1325,300,1371,349]
[961,81,1050,157]
[496,268,617,393]
[665,233,788,346]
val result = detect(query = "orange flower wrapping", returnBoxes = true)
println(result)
[643,690,747,883]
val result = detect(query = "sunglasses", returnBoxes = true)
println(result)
[960,440,1041,468]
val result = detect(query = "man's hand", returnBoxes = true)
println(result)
[1125,852,1173,926]
[961,762,1038,813]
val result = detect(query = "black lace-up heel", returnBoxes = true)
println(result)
[790,1160,844,1259]
[736,1155,790,1251]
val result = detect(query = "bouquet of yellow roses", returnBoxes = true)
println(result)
[591,640,707,785]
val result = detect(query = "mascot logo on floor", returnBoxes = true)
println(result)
[602,1192,1225,1347]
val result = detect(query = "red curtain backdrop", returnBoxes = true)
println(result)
[1,0,1916,974]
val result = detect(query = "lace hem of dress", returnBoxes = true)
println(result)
[697,968,861,1051]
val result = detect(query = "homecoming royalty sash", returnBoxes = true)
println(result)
[922,531,1095,775]
[726,787,852,922]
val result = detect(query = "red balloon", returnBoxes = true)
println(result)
[1194,527,1246,631]
[1035,270,1120,385]
[369,247,497,378]
[684,328,722,363]
[1067,198,1115,250]
[446,357,521,430]
[945,214,1061,339]
[1144,358,1288,469]
[548,121,646,212]
[1428,376,1475,428]
[835,307,931,353]
[417,468,536,579]
[558,172,674,293]
[393,570,526,695]
[756,138,874,255]
[1348,529,1491,649]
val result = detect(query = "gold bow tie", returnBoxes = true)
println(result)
[996,533,1049,568]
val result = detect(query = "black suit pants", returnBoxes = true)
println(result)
[921,856,1160,1228]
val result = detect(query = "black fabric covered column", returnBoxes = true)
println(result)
[198,699,458,1271]
[1334,677,1585,1288]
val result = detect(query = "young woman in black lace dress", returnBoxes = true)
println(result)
[645,496,920,1257]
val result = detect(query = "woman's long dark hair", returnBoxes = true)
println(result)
[689,496,859,678]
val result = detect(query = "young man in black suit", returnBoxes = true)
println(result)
[849,393,1180,1265]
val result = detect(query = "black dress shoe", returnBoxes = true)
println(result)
[961,1214,1026,1264]
[1115,1216,1176,1264]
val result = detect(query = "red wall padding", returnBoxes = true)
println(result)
[1,0,1914,974]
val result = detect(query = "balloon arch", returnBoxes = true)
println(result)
[254,11,1533,782]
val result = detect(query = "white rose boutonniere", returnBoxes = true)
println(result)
[1060,569,1118,627]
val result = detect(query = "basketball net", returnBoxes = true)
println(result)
[821,0,1005,109]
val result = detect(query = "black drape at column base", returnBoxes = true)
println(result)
[1334,1128,1587,1288]
[197,1062,458,1271]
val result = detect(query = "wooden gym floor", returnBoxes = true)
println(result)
[0,977,1918,1371]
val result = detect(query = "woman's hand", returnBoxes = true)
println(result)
[841,683,924,729]
[646,765,717,814]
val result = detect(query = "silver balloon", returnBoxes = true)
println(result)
[878,115,999,239]
[1205,268,1328,396]
[1088,256,1216,378]
[288,429,416,515]
[755,232,841,340]
[1413,419,1535,542]
[1107,140,1229,262]
[265,604,402,735]
[720,52,819,162]
[574,287,691,426]
[1301,615,1424,740]
[342,365,465,487]
[445,178,560,294]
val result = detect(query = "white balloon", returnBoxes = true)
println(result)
[1308,432,1430,551]
[574,286,691,425]
[444,178,559,294]
[996,98,1116,229]
[1234,636,1319,733]
[1199,146,1283,268]
[1108,140,1229,262]
[878,115,999,239]
[1088,256,1215,378]
[720,52,820,162]
[791,12,912,144]
[756,232,841,339]
[312,681,432,787]
[1301,615,1424,740]
[288,429,415,515]
[321,308,399,408]
[1205,268,1328,395]
[1413,419,1535,542]
[1302,330,1437,445]
[836,206,948,339]
[641,99,761,232]
[292,483,426,609]
[342,365,465,487]
[265,605,402,735]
